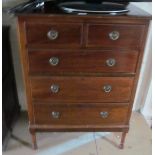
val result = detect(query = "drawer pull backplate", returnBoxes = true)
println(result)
[49,57,59,66]
[51,111,60,119]
[100,111,109,118]
[47,29,59,40]
[106,58,116,67]
[103,85,112,93]
[109,31,120,40]
[51,84,59,93]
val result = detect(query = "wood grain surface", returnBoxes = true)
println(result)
[30,76,134,103]
[28,50,139,75]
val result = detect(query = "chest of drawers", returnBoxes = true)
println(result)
[17,8,151,149]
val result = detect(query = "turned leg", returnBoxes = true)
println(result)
[30,129,37,150]
[119,132,127,149]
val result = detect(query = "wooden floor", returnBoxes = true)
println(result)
[3,112,151,155]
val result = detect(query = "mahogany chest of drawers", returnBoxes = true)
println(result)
[17,6,151,149]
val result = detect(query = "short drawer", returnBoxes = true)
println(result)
[30,77,134,103]
[28,50,139,75]
[25,23,83,48]
[33,104,129,125]
[86,24,145,49]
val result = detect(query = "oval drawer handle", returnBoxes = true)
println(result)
[109,31,120,40]
[51,84,59,93]
[47,29,59,40]
[49,57,59,66]
[51,111,60,119]
[106,58,116,67]
[103,84,112,93]
[100,111,109,118]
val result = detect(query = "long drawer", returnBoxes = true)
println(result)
[30,77,134,103]
[33,104,129,125]
[28,50,139,75]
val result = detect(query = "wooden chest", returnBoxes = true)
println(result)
[17,6,151,149]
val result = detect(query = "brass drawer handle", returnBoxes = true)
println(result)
[49,57,59,66]
[100,111,109,118]
[51,84,59,93]
[106,58,116,67]
[103,85,112,93]
[109,31,120,40]
[47,29,59,40]
[51,111,60,119]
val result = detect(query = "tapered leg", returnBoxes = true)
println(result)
[119,132,127,149]
[30,129,37,150]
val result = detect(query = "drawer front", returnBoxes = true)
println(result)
[25,23,83,48]
[29,50,138,75]
[30,77,134,103]
[34,104,129,125]
[86,24,145,49]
